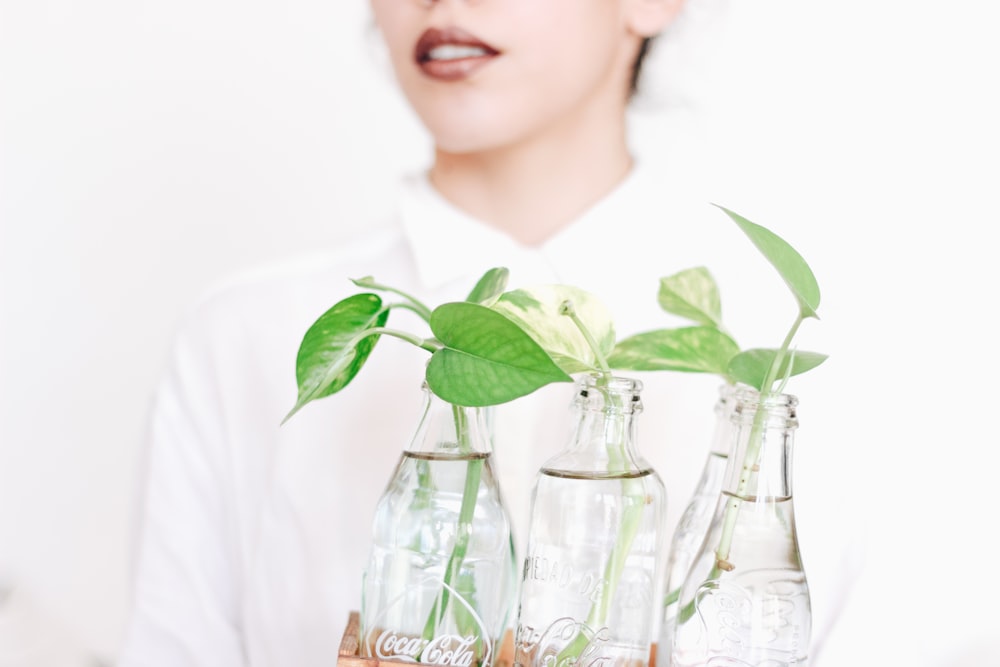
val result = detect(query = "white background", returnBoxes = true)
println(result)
[2,1,999,665]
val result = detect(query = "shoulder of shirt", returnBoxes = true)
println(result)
[171,223,408,339]
[209,225,403,295]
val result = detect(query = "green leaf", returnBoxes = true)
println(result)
[608,327,740,376]
[714,205,821,319]
[658,267,724,328]
[465,267,509,306]
[283,293,389,423]
[727,348,828,391]
[491,285,615,374]
[426,302,572,406]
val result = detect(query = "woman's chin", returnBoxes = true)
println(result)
[426,125,513,157]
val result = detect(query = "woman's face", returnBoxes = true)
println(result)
[370,0,676,155]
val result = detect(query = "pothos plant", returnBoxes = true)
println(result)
[283,203,825,661]
[282,267,620,658]
[524,207,826,662]
[609,204,827,624]
[283,267,568,421]
[609,207,825,391]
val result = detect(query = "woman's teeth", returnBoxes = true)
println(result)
[427,45,489,61]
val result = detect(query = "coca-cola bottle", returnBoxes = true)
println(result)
[670,391,811,666]
[659,383,746,657]
[361,381,516,667]
[514,373,667,667]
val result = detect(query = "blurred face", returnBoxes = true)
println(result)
[370,0,664,154]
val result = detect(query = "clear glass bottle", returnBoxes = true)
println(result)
[670,391,811,667]
[361,382,516,667]
[658,383,748,657]
[514,374,667,667]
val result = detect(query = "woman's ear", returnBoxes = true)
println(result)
[626,0,686,37]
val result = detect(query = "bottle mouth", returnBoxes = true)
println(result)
[575,373,643,412]
[577,372,643,393]
[733,388,799,426]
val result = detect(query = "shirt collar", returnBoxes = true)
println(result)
[537,164,650,280]
[398,163,660,291]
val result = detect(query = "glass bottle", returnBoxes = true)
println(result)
[361,381,517,667]
[514,374,667,667]
[658,383,747,657]
[670,391,811,667]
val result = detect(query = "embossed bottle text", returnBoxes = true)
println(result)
[361,382,516,667]
[376,629,482,666]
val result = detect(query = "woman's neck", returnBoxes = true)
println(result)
[428,105,634,247]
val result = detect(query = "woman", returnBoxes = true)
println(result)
[119,1,851,665]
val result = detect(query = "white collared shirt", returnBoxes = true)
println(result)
[119,165,859,666]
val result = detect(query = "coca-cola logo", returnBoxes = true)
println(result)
[364,579,494,667]
[375,630,481,667]
[517,617,611,667]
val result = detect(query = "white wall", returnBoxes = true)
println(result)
[0,1,428,661]
[2,1,998,665]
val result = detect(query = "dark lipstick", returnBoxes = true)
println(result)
[414,27,500,82]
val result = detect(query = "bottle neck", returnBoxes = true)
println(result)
[546,374,647,475]
[708,383,760,457]
[406,383,492,456]
[722,391,798,501]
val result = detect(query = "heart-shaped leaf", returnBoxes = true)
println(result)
[715,205,821,319]
[608,326,740,375]
[426,302,571,406]
[727,348,828,391]
[658,267,724,328]
[465,267,509,306]
[491,285,615,374]
[283,293,389,423]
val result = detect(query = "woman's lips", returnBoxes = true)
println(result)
[414,27,500,82]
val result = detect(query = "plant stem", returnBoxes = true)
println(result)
[713,313,803,566]
[354,278,434,322]
[590,391,644,625]
[420,405,484,653]
[588,490,644,627]
[677,314,805,626]
[364,326,440,354]
[388,301,434,321]
[761,314,804,394]
[555,386,646,666]
[548,305,644,663]
[559,300,612,380]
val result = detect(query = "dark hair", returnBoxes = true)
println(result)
[629,37,655,98]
